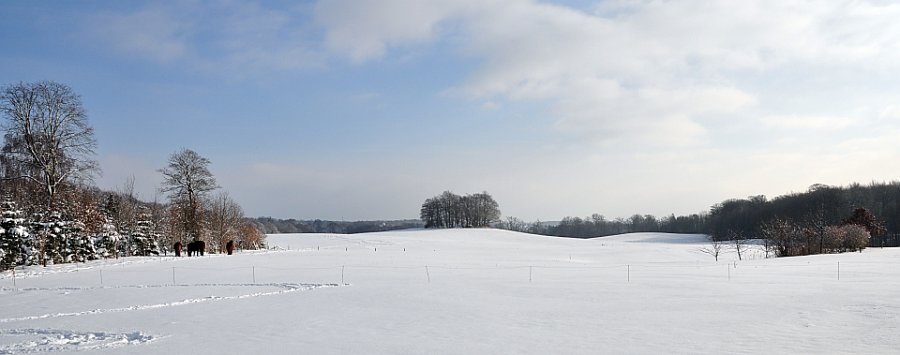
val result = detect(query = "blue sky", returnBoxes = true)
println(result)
[3,0,900,221]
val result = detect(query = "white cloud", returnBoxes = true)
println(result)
[314,0,471,62]
[314,0,900,145]
[760,115,855,130]
[91,7,190,63]
[88,2,323,72]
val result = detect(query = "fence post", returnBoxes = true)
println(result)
[627,264,630,283]
[11,267,15,287]
[529,266,533,283]
[100,269,103,286]
[837,261,840,281]
[341,265,345,284]
[172,267,176,286]
[425,266,430,283]
[252,266,256,284]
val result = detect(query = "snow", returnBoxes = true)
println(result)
[1,229,899,354]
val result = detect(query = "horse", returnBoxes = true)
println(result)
[174,242,183,257]
[187,240,206,256]
[226,240,235,255]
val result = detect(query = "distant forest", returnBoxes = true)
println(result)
[505,181,900,242]
[251,218,423,234]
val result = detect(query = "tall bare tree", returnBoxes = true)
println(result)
[0,81,98,210]
[206,192,243,253]
[159,149,218,243]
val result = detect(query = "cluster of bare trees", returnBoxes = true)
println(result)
[698,208,880,261]
[759,210,876,257]
[205,191,265,252]
[500,216,547,234]
[420,191,500,228]
[146,148,264,254]
[0,81,264,270]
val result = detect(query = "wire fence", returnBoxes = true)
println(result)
[3,258,896,291]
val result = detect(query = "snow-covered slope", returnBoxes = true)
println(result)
[2,229,899,354]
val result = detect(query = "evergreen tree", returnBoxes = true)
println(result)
[130,206,160,256]
[34,212,66,265]
[67,220,95,262]
[0,200,33,269]
[93,217,121,259]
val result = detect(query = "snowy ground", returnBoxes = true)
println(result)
[1,229,899,354]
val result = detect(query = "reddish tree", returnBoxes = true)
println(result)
[841,208,885,236]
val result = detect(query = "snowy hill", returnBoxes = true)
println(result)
[2,229,899,354]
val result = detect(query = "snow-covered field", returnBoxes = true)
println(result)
[2,229,899,354]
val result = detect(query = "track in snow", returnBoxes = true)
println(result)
[0,328,154,354]
[0,282,344,353]
[0,282,343,324]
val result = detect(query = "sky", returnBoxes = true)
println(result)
[2,0,900,221]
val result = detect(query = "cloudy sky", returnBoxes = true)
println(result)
[2,0,900,221]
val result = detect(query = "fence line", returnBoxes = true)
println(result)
[4,259,884,291]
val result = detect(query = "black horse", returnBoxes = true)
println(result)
[226,240,235,255]
[174,242,183,257]
[187,240,206,256]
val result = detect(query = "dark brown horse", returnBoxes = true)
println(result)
[187,241,206,256]
[174,242,183,257]
[226,240,235,255]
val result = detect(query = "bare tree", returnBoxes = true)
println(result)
[699,235,725,261]
[239,221,266,250]
[527,219,546,235]
[0,81,98,210]
[504,216,527,232]
[159,149,218,243]
[729,230,749,261]
[111,176,139,255]
[206,192,244,253]
[148,190,169,254]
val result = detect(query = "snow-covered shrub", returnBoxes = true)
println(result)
[33,211,99,265]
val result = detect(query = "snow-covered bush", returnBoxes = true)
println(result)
[33,211,100,265]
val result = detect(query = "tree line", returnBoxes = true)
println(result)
[701,183,896,256]
[705,183,898,240]
[420,191,500,228]
[501,213,708,238]
[0,81,265,271]
[501,182,900,256]
[251,217,424,234]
